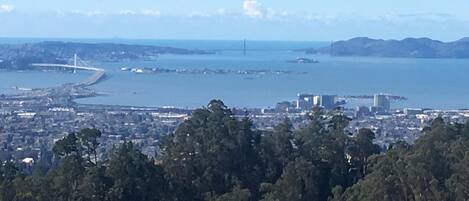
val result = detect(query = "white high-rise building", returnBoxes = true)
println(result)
[313,96,321,106]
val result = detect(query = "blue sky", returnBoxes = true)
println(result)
[0,0,468,41]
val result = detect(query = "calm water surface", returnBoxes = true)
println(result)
[1,39,469,109]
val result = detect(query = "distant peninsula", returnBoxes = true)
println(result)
[0,41,213,69]
[305,37,469,58]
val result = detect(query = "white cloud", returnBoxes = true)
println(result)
[85,10,103,16]
[119,10,137,15]
[70,10,104,16]
[242,1,289,19]
[141,9,161,16]
[0,4,14,13]
[264,8,290,18]
[243,0,263,18]
[396,12,453,22]
[119,9,161,16]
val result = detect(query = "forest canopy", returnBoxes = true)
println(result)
[0,100,468,201]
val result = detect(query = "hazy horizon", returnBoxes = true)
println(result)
[1,0,469,41]
[0,36,467,44]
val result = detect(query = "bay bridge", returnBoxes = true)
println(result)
[31,54,106,86]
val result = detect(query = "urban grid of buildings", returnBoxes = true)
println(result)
[2,90,469,166]
[0,60,467,165]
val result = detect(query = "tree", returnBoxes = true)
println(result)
[347,128,380,182]
[77,166,111,201]
[258,118,295,183]
[0,161,20,201]
[106,142,170,201]
[160,100,262,200]
[337,117,469,201]
[261,157,321,201]
[77,128,102,166]
[209,185,251,201]
[47,155,85,201]
[52,133,81,158]
[293,110,351,201]
[447,154,469,201]
[49,132,86,201]
[6,101,469,201]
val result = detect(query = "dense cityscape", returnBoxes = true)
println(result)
[1,1,469,200]
[2,67,468,165]
[1,68,468,200]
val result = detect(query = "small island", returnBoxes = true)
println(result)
[303,37,469,58]
[286,57,319,64]
[120,67,307,76]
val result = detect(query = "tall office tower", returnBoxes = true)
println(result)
[320,95,336,109]
[313,96,321,106]
[355,106,371,118]
[297,93,314,110]
[374,94,391,113]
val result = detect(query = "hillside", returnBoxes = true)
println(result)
[306,37,469,58]
[0,41,213,69]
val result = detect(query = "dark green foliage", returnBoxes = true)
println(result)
[106,142,169,201]
[261,157,321,201]
[209,185,251,201]
[77,128,102,166]
[334,117,469,201]
[1,101,468,201]
[347,128,381,182]
[52,133,81,158]
[159,103,375,201]
[0,128,171,201]
[77,166,110,201]
[446,154,469,200]
[160,100,262,200]
[257,118,295,183]
[0,161,20,201]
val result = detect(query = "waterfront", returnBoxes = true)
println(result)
[0,70,89,94]
[3,40,469,193]
[2,40,469,109]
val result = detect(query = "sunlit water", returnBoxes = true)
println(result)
[2,39,469,109]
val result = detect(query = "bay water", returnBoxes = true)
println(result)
[2,39,469,109]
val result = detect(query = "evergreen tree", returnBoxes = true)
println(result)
[160,100,262,200]
[0,161,20,201]
[2,101,468,201]
[258,118,295,183]
[106,142,170,201]
[261,157,321,201]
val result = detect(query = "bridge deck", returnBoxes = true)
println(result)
[31,63,106,86]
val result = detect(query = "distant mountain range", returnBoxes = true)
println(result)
[305,37,469,58]
[0,42,213,69]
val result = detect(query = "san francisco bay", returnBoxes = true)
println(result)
[2,39,469,109]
